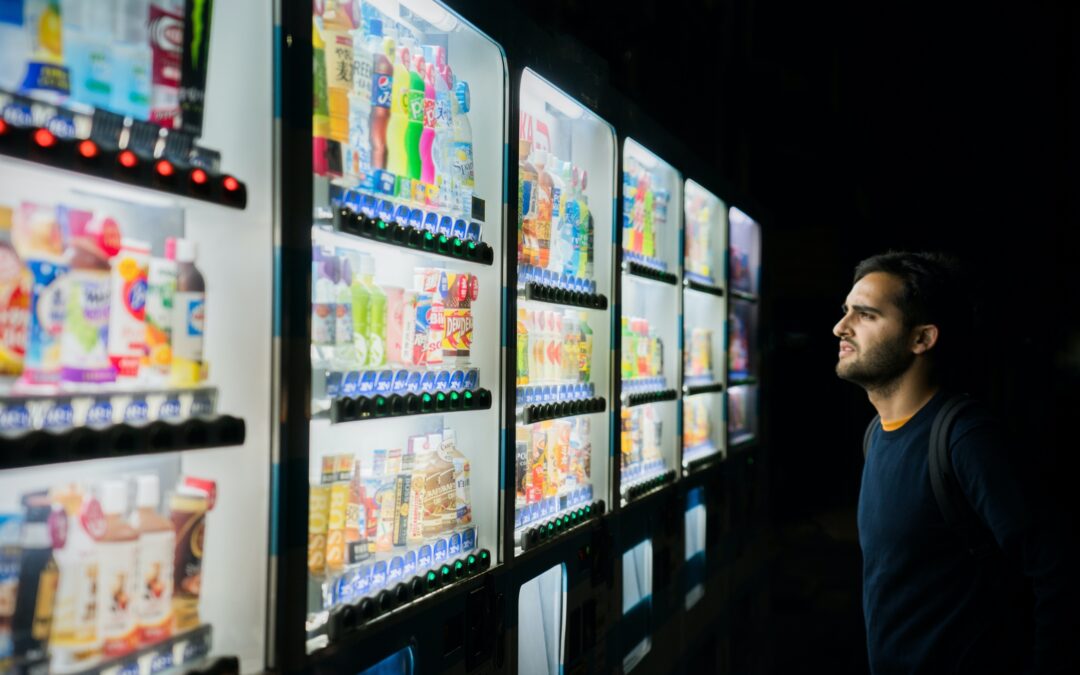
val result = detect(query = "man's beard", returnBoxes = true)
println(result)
[836,332,914,395]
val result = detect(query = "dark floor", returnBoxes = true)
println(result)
[766,508,869,675]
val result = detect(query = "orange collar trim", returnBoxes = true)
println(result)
[881,415,915,432]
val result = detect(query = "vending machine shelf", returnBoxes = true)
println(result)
[621,259,678,286]
[327,388,493,424]
[683,278,725,297]
[322,548,492,645]
[520,397,606,425]
[0,93,247,210]
[728,436,759,454]
[683,381,724,397]
[621,468,677,501]
[521,281,609,310]
[684,448,724,474]
[730,289,758,303]
[728,376,759,387]
[622,389,679,407]
[0,414,246,471]
[330,207,495,266]
[37,623,217,675]
[516,500,605,552]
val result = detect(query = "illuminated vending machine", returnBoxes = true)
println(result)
[0,1,272,673]
[512,67,616,675]
[294,1,505,672]
[681,182,727,472]
[726,206,761,452]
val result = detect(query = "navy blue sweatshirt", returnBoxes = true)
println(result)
[858,391,1074,674]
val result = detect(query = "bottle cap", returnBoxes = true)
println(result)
[136,474,160,509]
[175,238,198,263]
[455,81,470,114]
[101,479,129,515]
[360,253,374,276]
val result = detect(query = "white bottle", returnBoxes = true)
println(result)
[97,479,139,658]
[169,238,205,387]
[131,475,174,645]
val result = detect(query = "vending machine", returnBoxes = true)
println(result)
[281,0,506,671]
[681,181,727,473]
[616,139,681,505]
[511,68,613,556]
[726,206,761,452]
[511,64,617,675]
[0,0,273,672]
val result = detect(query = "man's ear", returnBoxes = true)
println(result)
[911,324,939,355]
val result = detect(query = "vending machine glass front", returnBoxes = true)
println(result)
[684,487,707,609]
[513,69,615,555]
[619,139,681,502]
[621,538,653,672]
[681,181,727,467]
[517,563,567,675]
[308,0,505,650]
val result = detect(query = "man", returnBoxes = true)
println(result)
[833,251,1073,674]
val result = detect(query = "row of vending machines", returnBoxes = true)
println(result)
[0,0,763,673]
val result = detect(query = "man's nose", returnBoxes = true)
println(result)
[833,315,850,338]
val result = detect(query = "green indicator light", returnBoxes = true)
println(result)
[468,555,476,565]
[427,571,436,582]
[377,221,388,229]
[569,512,577,521]
[450,392,459,401]
[425,232,435,241]
[468,241,477,249]
[441,565,451,577]
[547,523,555,532]
[464,391,473,399]
[437,393,446,402]
[480,551,489,560]
[422,393,432,403]
[748,457,755,465]
[376,397,385,406]
[454,239,463,247]
[439,235,448,243]
[455,561,464,571]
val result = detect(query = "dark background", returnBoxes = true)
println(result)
[509,1,1078,672]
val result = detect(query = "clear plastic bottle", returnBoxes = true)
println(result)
[360,255,386,368]
[333,255,355,367]
[111,0,152,120]
[450,80,475,218]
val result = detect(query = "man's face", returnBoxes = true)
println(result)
[832,272,915,389]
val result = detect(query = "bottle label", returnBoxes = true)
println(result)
[136,529,174,643]
[372,74,392,109]
[334,301,351,347]
[407,90,424,124]
[98,539,139,656]
[312,302,334,345]
[173,293,205,360]
[423,98,436,129]
[452,143,474,190]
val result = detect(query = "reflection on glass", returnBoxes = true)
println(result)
[685,487,706,610]
[518,564,566,675]
[728,207,761,296]
[622,539,653,672]
[356,645,415,675]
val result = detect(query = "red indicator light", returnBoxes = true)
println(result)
[0,119,8,136]
[77,140,98,159]
[118,150,138,169]
[33,128,56,148]
[222,176,239,192]
[190,168,208,185]
[155,159,174,177]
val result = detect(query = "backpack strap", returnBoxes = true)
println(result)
[862,414,880,458]
[928,394,999,563]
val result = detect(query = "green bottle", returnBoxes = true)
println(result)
[345,251,370,366]
[406,53,425,181]
[361,255,387,367]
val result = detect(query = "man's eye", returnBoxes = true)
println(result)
[859,312,872,319]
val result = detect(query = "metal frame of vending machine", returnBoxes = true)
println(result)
[499,16,621,674]
[274,0,510,672]
[0,0,274,672]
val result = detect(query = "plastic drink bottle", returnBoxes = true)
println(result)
[131,475,174,645]
[334,255,355,367]
[450,80,475,217]
[347,20,378,183]
[361,255,386,367]
[578,311,592,383]
[20,0,69,104]
[97,480,139,657]
[419,62,437,187]
[344,251,369,365]
[66,0,115,111]
[369,36,393,170]
[534,150,554,270]
[517,139,538,265]
[516,307,529,386]
[111,0,153,120]
[61,216,116,386]
[432,57,454,210]
[405,52,426,182]
[384,44,410,177]
[170,239,205,386]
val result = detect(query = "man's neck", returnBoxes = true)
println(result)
[867,367,939,422]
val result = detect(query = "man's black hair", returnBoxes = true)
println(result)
[853,251,975,385]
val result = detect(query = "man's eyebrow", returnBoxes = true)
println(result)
[844,304,884,316]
